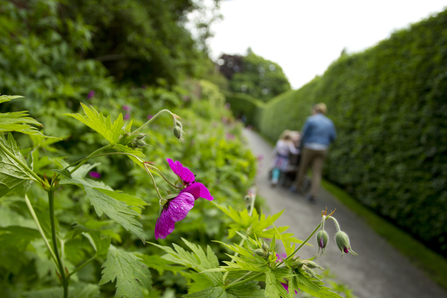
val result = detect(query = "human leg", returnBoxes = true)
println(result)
[294,148,312,192]
[310,150,327,198]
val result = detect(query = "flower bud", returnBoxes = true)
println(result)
[302,260,323,270]
[316,230,329,255]
[135,139,146,147]
[253,249,267,257]
[173,126,182,139]
[175,120,183,129]
[136,133,146,140]
[334,231,357,257]
[262,241,270,252]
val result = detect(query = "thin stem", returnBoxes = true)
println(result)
[48,190,69,298]
[131,109,174,136]
[327,216,340,231]
[276,223,322,267]
[144,164,164,201]
[69,145,111,174]
[25,195,58,264]
[67,255,96,278]
[146,164,181,189]
[225,272,263,289]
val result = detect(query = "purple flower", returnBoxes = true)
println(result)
[122,105,131,111]
[154,159,214,239]
[225,133,235,140]
[147,114,153,120]
[87,90,95,99]
[89,171,101,179]
[124,113,130,120]
[183,95,189,101]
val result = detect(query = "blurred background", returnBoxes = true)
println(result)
[0,0,447,297]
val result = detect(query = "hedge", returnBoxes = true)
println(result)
[223,91,264,126]
[258,10,447,255]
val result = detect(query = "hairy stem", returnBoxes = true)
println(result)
[25,195,57,264]
[131,109,175,136]
[144,164,164,201]
[327,216,341,231]
[67,255,96,278]
[276,223,322,267]
[146,164,181,189]
[48,190,69,298]
[68,144,111,174]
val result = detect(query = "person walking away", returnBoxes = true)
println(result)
[293,103,336,202]
[271,130,299,187]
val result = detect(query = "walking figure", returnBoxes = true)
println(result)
[293,103,336,202]
[271,130,299,187]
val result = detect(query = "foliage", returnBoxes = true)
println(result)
[223,91,264,126]
[226,50,291,102]
[257,10,447,255]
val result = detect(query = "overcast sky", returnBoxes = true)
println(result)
[207,0,447,89]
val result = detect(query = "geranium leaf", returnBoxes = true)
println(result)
[64,103,128,144]
[0,134,37,198]
[99,245,152,298]
[183,282,264,298]
[0,95,47,137]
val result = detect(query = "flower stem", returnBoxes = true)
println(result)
[276,222,322,267]
[144,164,164,201]
[67,255,96,278]
[131,109,175,136]
[48,190,69,298]
[327,216,341,231]
[146,164,181,189]
[68,145,111,174]
[225,272,263,289]
[24,194,58,264]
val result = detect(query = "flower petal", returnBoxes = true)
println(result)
[182,182,214,201]
[167,158,195,184]
[155,210,175,239]
[165,192,195,222]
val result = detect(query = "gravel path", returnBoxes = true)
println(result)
[243,128,447,298]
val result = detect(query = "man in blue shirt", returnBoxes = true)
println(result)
[293,103,336,202]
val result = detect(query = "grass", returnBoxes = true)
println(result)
[321,179,447,291]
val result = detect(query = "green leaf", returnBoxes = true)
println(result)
[23,283,100,298]
[137,254,185,275]
[97,188,148,214]
[0,226,40,249]
[183,282,264,298]
[0,134,37,198]
[291,274,343,298]
[150,238,223,286]
[99,245,152,298]
[0,95,46,137]
[69,222,111,258]
[65,103,128,144]
[265,270,289,298]
[61,177,145,241]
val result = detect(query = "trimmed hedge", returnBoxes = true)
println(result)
[258,10,447,255]
[223,91,264,126]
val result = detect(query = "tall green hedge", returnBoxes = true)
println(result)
[223,91,264,126]
[259,10,447,255]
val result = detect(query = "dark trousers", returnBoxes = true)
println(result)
[295,148,327,197]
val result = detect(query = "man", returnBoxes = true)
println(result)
[292,103,336,202]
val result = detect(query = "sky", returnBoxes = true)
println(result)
[206,0,447,89]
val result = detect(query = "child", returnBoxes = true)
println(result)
[271,130,299,186]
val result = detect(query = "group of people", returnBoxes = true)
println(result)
[270,103,336,203]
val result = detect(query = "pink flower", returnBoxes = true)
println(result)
[147,114,153,120]
[154,159,214,239]
[225,133,235,140]
[89,171,101,179]
[122,105,131,111]
[87,90,95,99]
[124,113,130,120]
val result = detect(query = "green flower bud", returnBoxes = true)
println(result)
[335,231,357,257]
[135,139,147,147]
[254,248,267,257]
[316,230,329,255]
[175,120,183,129]
[136,133,146,140]
[302,260,323,270]
[262,241,270,252]
[173,126,182,139]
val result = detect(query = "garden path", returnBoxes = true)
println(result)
[243,128,447,298]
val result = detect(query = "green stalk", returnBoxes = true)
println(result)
[68,144,111,174]
[25,195,58,264]
[327,216,341,231]
[276,223,322,267]
[131,109,174,136]
[48,190,69,298]
[225,272,263,289]
[67,255,96,278]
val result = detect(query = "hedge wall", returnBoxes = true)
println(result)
[259,10,447,255]
[223,91,264,126]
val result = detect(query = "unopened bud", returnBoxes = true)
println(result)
[136,133,146,140]
[173,126,182,139]
[262,241,270,252]
[254,249,266,257]
[316,230,329,255]
[135,139,146,147]
[175,120,183,129]
[335,231,357,257]
[302,260,323,270]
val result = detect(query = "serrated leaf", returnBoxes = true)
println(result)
[150,238,223,286]
[183,281,264,298]
[61,177,145,241]
[137,254,185,275]
[291,274,343,298]
[23,283,100,298]
[265,270,290,298]
[65,103,128,144]
[97,188,148,214]
[99,245,151,298]
[0,226,40,249]
[0,95,47,137]
[0,134,37,198]
[50,169,72,179]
